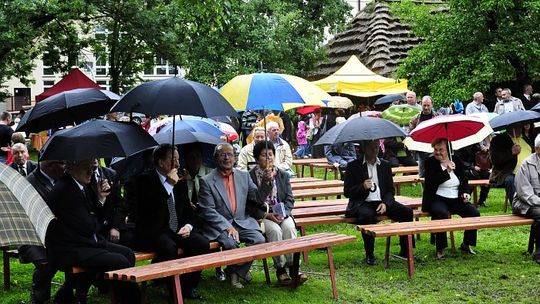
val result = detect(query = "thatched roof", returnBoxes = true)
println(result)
[312,0,445,80]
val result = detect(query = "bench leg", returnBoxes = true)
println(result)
[528,224,536,255]
[290,252,301,289]
[384,237,391,269]
[406,235,415,278]
[326,247,339,300]
[396,185,401,195]
[262,258,271,285]
[300,227,309,265]
[172,275,184,304]
[450,231,456,252]
[472,186,478,207]
[309,165,314,178]
[2,247,10,291]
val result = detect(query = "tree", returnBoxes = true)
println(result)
[391,0,540,105]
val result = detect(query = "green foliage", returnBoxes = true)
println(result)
[391,0,540,105]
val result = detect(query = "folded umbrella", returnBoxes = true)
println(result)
[17,88,121,133]
[314,116,407,146]
[40,120,158,161]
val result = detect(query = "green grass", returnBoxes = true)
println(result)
[2,167,539,303]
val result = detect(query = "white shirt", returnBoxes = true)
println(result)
[436,165,460,198]
[363,157,382,202]
[157,169,192,231]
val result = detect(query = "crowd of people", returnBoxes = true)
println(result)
[5,83,540,303]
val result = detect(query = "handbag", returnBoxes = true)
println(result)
[475,150,492,171]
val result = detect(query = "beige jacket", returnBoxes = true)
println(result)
[274,138,293,173]
[237,143,256,171]
[513,153,540,215]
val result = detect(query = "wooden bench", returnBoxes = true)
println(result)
[292,198,422,218]
[393,175,422,195]
[293,186,344,200]
[1,247,20,290]
[468,179,490,207]
[309,163,339,180]
[290,177,322,183]
[105,233,356,303]
[391,166,419,175]
[292,158,327,177]
[291,180,344,191]
[357,215,535,278]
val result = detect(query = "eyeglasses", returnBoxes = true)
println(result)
[218,153,234,159]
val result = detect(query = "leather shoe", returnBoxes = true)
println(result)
[230,273,244,289]
[215,268,226,282]
[242,271,252,283]
[277,270,291,286]
[460,243,476,255]
[53,285,75,304]
[436,250,445,260]
[184,289,202,300]
[365,254,376,265]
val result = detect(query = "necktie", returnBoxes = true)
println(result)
[18,165,26,177]
[167,194,178,232]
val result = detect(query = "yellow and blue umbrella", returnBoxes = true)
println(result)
[220,73,331,111]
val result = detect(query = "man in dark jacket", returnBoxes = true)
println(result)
[10,143,37,176]
[344,140,414,265]
[132,144,210,299]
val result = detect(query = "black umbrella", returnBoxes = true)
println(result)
[314,116,407,146]
[40,120,158,161]
[16,88,121,133]
[110,76,238,117]
[374,94,405,106]
[489,110,540,131]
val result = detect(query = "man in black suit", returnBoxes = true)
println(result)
[46,159,140,304]
[23,160,65,304]
[344,140,414,265]
[132,144,210,300]
[10,143,37,176]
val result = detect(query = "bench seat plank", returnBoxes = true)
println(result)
[292,199,422,218]
[291,180,343,191]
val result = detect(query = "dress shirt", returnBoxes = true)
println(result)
[363,157,382,202]
[219,170,237,214]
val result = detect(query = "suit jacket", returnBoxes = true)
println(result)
[26,168,54,200]
[198,168,272,241]
[10,160,37,175]
[343,158,397,217]
[45,174,109,270]
[88,166,126,233]
[248,167,295,219]
[422,155,470,212]
[133,170,198,249]
[489,133,532,186]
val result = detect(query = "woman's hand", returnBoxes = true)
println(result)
[462,193,471,202]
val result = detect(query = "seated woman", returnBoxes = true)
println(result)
[248,140,307,285]
[422,138,480,259]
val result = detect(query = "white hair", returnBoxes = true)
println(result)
[535,133,540,148]
[11,143,27,153]
[265,121,279,130]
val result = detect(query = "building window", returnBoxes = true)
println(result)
[96,68,107,75]
[43,80,54,88]
[156,67,167,75]
[43,67,54,76]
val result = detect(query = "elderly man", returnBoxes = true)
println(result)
[237,126,266,171]
[513,134,540,263]
[21,160,65,304]
[465,92,489,114]
[490,123,532,203]
[198,143,273,288]
[519,84,535,110]
[266,121,294,176]
[409,96,438,177]
[46,159,139,303]
[10,143,37,176]
[495,88,525,114]
[405,91,420,108]
[344,140,414,265]
[132,144,210,299]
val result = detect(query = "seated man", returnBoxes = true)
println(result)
[266,121,294,176]
[237,126,266,171]
[383,137,417,167]
[10,143,37,176]
[133,144,210,299]
[46,159,139,303]
[513,134,540,263]
[344,140,414,265]
[324,142,356,179]
[198,143,272,288]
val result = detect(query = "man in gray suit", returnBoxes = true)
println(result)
[198,143,273,288]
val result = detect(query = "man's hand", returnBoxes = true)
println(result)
[108,228,120,242]
[226,226,239,242]
[333,162,340,169]
[265,213,282,224]
[166,168,181,185]
[462,193,471,202]
[178,225,191,238]
[98,178,111,203]
[474,165,481,171]
[363,179,374,190]
[512,144,521,156]
[376,203,386,214]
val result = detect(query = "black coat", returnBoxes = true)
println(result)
[489,133,532,186]
[88,166,126,233]
[10,160,37,175]
[422,155,470,212]
[45,174,109,270]
[133,170,199,250]
[26,168,54,200]
[343,158,396,216]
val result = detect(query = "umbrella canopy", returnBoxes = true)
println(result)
[154,116,225,137]
[110,76,238,118]
[404,114,493,153]
[0,164,54,246]
[374,94,405,106]
[40,120,158,161]
[220,73,331,111]
[489,110,540,131]
[296,105,321,116]
[215,121,239,141]
[325,96,354,109]
[314,116,407,146]
[154,129,223,146]
[468,112,498,123]
[381,104,421,126]
[348,111,382,120]
[17,88,121,133]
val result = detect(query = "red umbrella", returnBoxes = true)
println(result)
[296,105,321,115]
[404,114,493,155]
